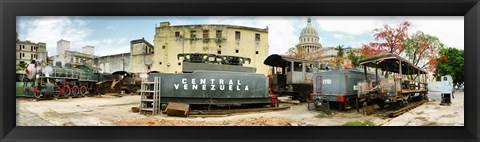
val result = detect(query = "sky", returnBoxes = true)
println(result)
[16,16,464,57]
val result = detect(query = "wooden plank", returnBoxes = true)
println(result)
[165,102,190,117]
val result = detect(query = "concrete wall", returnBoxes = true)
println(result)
[82,46,94,55]
[130,39,154,74]
[152,23,269,75]
[97,53,131,73]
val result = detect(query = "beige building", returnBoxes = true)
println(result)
[130,38,154,73]
[96,53,130,73]
[149,22,269,75]
[16,33,47,67]
[53,39,96,67]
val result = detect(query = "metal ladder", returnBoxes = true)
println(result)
[139,77,161,115]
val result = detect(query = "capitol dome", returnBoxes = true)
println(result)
[297,18,322,55]
[300,18,318,37]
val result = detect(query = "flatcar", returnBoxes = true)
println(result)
[356,53,428,108]
[263,54,326,101]
[140,53,276,113]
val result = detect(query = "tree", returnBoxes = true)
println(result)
[347,48,366,67]
[361,21,411,56]
[403,31,444,72]
[359,43,384,58]
[335,45,345,57]
[435,47,464,87]
[16,62,28,71]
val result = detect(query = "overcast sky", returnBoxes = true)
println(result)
[16,16,463,57]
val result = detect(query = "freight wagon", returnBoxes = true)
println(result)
[311,69,379,111]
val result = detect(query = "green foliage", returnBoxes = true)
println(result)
[335,45,345,57]
[16,62,27,71]
[347,49,365,67]
[402,31,444,71]
[341,120,376,126]
[436,47,464,87]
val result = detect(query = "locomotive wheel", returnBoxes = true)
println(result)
[65,87,71,96]
[72,86,79,96]
[34,92,42,98]
[52,86,60,98]
[80,86,87,96]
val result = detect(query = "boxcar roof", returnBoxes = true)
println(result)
[264,54,318,67]
[359,53,427,75]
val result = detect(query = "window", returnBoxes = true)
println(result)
[217,50,221,54]
[190,31,196,38]
[19,53,21,59]
[203,30,209,38]
[159,62,162,65]
[256,51,259,54]
[31,46,33,51]
[23,45,25,49]
[235,31,241,40]
[31,54,33,59]
[235,49,239,53]
[22,53,24,57]
[19,45,21,50]
[255,33,260,41]
[293,62,303,72]
[162,45,165,49]
[178,62,181,66]
[175,31,180,37]
[216,30,222,38]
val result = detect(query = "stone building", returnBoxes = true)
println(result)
[130,38,154,73]
[53,39,96,67]
[296,18,322,55]
[96,53,131,73]
[150,21,269,75]
[16,33,47,67]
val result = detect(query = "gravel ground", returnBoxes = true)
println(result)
[382,91,464,126]
[16,91,464,126]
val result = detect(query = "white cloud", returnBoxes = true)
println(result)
[408,17,464,49]
[313,16,464,49]
[105,25,116,30]
[207,16,298,55]
[19,16,131,57]
[314,17,386,35]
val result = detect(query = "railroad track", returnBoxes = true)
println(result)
[384,99,428,118]
[188,106,290,115]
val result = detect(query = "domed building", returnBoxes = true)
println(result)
[296,18,322,55]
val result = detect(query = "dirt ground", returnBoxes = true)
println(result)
[16,91,464,126]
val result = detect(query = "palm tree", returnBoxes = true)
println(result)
[336,45,345,57]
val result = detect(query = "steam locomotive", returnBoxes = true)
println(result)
[21,60,103,98]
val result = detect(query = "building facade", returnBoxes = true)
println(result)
[151,22,269,75]
[53,39,96,67]
[130,38,154,73]
[16,33,47,67]
[96,53,131,73]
